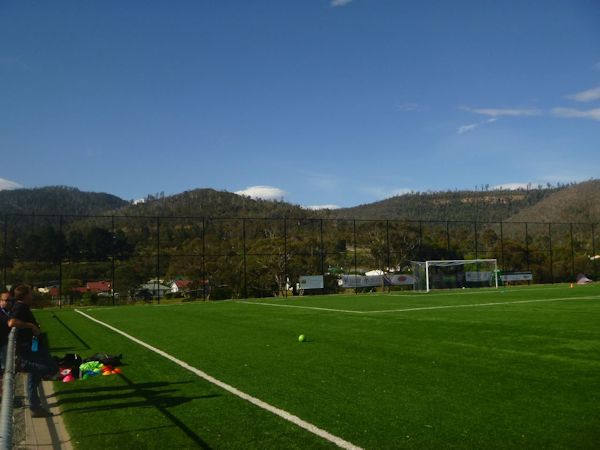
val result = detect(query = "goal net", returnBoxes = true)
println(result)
[411,259,498,292]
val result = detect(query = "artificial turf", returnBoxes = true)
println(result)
[37,284,600,449]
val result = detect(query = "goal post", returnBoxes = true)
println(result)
[411,259,499,293]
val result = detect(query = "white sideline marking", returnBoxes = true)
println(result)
[237,295,599,315]
[235,301,363,314]
[366,295,599,313]
[74,309,363,450]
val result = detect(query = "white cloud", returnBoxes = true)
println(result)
[594,61,600,71]
[362,186,412,200]
[492,183,531,190]
[0,177,22,190]
[395,102,421,112]
[464,107,541,117]
[458,123,478,134]
[234,185,287,201]
[566,86,600,103]
[304,204,341,210]
[331,0,353,7]
[551,107,600,121]
[457,117,497,134]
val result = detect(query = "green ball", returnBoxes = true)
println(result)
[298,334,305,342]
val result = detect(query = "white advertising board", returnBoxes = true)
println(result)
[500,272,533,282]
[299,275,324,289]
[465,271,492,282]
[341,274,414,288]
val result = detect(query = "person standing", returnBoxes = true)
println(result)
[8,285,58,417]
[0,292,11,387]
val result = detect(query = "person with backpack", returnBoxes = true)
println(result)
[8,285,58,417]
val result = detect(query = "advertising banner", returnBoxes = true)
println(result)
[465,271,492,282]
[341,274,414,288]
[299,275,324,289]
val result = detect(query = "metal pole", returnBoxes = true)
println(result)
[283,218,287,298]
[570,223,575,279]
[386,220,390,272]
[156,216,160,304]
[500,221,504,268]
[111,216,116,306]
[474,221,478,259]
[0,328,18,450]
[202,218,206,301]
[2,215,7,290]
[592,223,597,280]
[320,219,325,294]
[58,215,63,308]
[242,218,247,299]
[549,223,554,284]
[353,219,357,293]
[525,222,530,272]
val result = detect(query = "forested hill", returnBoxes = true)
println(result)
[505,180,600,224]
[112,188,311,219]
[329,187,567,222]
[0,186,127,216]
[2,182,599,224]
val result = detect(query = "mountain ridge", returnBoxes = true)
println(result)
[1,180,598,224]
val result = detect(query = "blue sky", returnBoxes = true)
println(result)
[1,0,599,208]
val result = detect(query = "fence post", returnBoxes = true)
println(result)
[202,217,207,301]
[58,215,63,307]
[474,221,478,259]
[353,219,357,292]
[320,219,325,294]
[549,223,554,283]
[156,216,160,305]
[111,215,116,306]
[0,328,18,450]
[500,221,504,268]
[386,220,390,272]
[592,223,597,279]
[242,218,247,299]
[525,222,530,272]
[2,215,7,290]
[570,223,575,279]
[283,218,287,298]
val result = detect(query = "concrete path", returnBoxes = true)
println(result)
[16,379,73,450]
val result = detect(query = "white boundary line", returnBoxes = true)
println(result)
[234,301,363,314]
[74,309,363,450]
[237,295,599,315]
[366,295,599,313]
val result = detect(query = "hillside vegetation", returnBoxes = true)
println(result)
[1,181,598,224]
[506,180,600,224]
[0,186,127,217]
[330,187,565,222]
[111,188,311,219]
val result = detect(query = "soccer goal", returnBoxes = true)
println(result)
[411,259,499,292]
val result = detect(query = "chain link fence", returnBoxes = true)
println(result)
[1,214,598,304]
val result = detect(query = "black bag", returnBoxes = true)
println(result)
[58,353,83,368]
[84,353,123,367]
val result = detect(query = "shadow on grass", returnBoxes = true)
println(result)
[51,376,219,449]
[50,314,91,350]
[49,380,192,396]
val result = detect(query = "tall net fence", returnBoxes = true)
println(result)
[1,214,598,304]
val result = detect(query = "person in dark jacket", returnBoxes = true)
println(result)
[8,285,58,417]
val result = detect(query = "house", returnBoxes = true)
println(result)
[136,280,171,299]
[86,280,112,293]
[170,279,193,294]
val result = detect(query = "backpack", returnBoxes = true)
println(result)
[83,353,123,367]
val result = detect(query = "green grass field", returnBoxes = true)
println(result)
[38,284,600,449]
